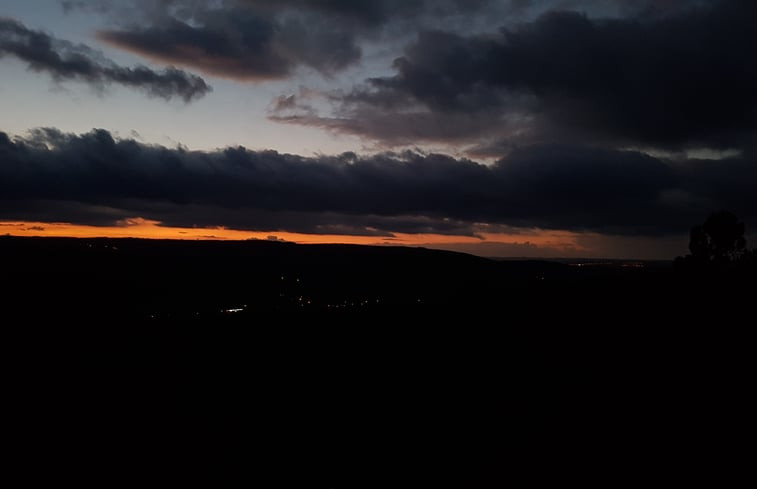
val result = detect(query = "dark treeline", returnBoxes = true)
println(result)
[676,210,757,271]
[3,234,753,487]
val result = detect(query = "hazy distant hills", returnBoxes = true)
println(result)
[1,236,555,316]
[1,235,674,320]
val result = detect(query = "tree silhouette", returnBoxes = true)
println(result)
[688,210,747,264]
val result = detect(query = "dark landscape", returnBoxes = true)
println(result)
[4,235,753,487]
[4,0,757,486]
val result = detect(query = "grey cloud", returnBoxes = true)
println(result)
[0,17,210,102]
[98,15,291,80]
[96,9,361,80]
[2,128,756,237]
[79,0,503,80]
[69,0,498,26]
[274,0,757,153]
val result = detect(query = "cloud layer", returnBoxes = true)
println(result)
[2,128,755,238]
[67,1,757,154]
[0,17,210,102]
[3,1,752,257]
[83,0,498,80]
[272,0,757,154]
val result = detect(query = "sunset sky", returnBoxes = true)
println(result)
[2,0,756,258]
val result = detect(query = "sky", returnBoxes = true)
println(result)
[1,0,756,259]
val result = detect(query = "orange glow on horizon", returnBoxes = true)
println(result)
[0,218,588,256]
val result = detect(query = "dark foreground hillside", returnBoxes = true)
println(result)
[3,237,753,487]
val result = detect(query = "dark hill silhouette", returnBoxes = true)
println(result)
[3,236,580,319]
[2,236,752,487]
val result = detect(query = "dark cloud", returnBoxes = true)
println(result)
[61,0,112,15]
[269,91,507,147]
[274,0,757,152]
[0,17,210,102]
[70,0,496,26]
[83,0,501,80]
[2,128,756,237]
[98,16,291,80]
[96,8,362,80]
[236,0,428,26]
